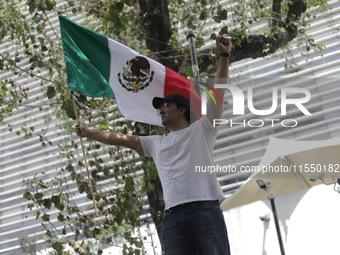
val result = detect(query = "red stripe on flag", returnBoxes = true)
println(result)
[164,67,202,119]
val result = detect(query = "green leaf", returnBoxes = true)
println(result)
[28,2,37,13]
[99,123,108,129]
[1,84,8,93]
[23,191,32,200]
[51,195,60,205]
[42,214,50,222]
[218,9,228,20]
[213,16,221,23]
[34,192,43,200]
[196,37,204,48]
[71,171,77,180]
[38,180,48,189]
[52,242,64,254]
[46,1,56,11]
[183,47,191,57]
[124,176,135,192]
[210,33,217,40]
[56,203,65,211]
[219,26,229,35]
[107,9,119,22]
[60,193,67,202]
[61,100,76,120]
[46,229,53,238]
[43,198,52,209]
[199,10,207,20]
[35,211,41,220]
[115,2,125,11]
[68,205,79,213]
[65,164,74,172]
[57,213,65,222]
[103,167,110,176]
[6,104,13,115]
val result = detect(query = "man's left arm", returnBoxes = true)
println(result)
[207,36,232,125]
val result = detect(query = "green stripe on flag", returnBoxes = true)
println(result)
[59,14,115,98]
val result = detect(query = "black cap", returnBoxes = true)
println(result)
[152,93,190,109]
[152,93,196,122]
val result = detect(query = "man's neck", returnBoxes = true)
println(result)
[169,121,190,132]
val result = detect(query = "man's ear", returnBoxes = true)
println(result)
[178,106,187,115]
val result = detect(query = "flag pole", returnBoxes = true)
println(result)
[187,31,201,89]
[187,31,207,115]
[71,95,99,217]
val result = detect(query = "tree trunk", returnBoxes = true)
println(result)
[137,0,176,243]
[138,0,180,71]
[143,160,165,240]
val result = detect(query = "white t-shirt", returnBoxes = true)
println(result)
[139,116,224,210]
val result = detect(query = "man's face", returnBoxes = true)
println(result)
[158,101,181,127]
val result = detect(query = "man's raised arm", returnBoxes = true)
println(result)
[75,123,144,155]
[206,35,232,124]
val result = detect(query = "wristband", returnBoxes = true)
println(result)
[220,52,231,58]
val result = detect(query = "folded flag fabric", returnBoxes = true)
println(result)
[58,14,201,126]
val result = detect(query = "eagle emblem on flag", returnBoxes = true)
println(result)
[118,56,155,93]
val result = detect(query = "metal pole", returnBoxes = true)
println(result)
[187,31,207,115]
[268,194,285,255]
[187,31,201,87]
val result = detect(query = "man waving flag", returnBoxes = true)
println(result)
[58,14,201,126]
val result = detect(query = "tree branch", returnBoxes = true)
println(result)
[0,52,53,83]
[200,0,307,66]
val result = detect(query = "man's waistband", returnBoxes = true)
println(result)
[165,200,219,212]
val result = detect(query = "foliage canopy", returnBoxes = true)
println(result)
[0,0,329,254]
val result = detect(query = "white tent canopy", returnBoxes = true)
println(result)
[221,136,340,211]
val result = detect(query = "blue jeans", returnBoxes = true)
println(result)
[161,200,231,255]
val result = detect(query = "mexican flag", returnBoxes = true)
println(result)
[58,14,201,126]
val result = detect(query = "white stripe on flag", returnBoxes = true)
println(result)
[108,38,165,126]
